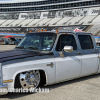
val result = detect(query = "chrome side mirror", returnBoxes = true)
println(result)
[59,46,73,58]
[64,46,73,52]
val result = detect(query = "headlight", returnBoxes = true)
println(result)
[0,63,2,85]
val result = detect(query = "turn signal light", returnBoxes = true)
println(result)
[37,30,40,32]
[37,29,47,32]
[30,31,32,32]
[56,30,59,34]
[44,29,47,31]
[41,29,43,32]
[3,79,13,83]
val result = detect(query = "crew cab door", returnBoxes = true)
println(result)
[54,34,82,82]
[78,34,98,76]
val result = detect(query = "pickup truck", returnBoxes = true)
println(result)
[4,38,20,45]
[0,31,99,95]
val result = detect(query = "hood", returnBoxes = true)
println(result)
[0,49,53,63]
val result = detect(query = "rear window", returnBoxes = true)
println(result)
[78,35,94,50]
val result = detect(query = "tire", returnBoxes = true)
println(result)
[19,70,41,90]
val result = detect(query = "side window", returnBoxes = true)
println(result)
[56,34,77,51]
[78,35,94,50]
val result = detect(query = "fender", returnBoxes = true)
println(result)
[3,67,48,88]
[2,58,56,88]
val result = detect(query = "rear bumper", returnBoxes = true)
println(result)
[0,84,8,95]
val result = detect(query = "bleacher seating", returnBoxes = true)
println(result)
[17,19,34,27]
[45,18,61,26]
[87,24,100,35]
[78,15,96,25]
[67,16,83,25]
[27,19,43,27]
[9,19,25,27]
[1,20,15,27]
[92,15,100,24]
[1,15,100,35]
[0,20,7,26]
[35,18,52,26]
[97,32,100,36]
[54,17,72,26]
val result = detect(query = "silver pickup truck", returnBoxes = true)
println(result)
[0,31,99,95]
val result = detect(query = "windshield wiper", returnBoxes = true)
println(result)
[28,47,38,50]
[16,47,24,49]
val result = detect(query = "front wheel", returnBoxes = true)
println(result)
[20,70,41,89]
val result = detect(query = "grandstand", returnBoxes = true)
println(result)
[45,18,62,26]
[66,16,84,26]
[16,19,34,27]
[54,17,73,26]
[0,0,100,36]
[78,16,97,25]
[92,15,100,24]
[0,15,100,35]
[27,19,43,27]
[9,19,25,27]
[35,18,52,26]
[0,20,15,27]
[87,24,100,35]
[0,20,7,26]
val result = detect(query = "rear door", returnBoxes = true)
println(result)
[78,34,98,76]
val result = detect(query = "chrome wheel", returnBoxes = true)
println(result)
[20,70,40,89]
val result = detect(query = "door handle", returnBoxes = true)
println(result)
[46,62,54,68]
[75,52,81,54]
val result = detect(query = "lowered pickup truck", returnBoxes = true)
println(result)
[0,31,100,95]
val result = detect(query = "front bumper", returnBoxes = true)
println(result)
[0,84,8,95]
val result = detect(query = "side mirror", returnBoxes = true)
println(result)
[64,46,73,52]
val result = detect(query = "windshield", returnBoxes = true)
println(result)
[16,32,57,51]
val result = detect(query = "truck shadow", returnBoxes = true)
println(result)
[0,73,100,99]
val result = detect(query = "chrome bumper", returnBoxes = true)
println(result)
[0,84,8,95]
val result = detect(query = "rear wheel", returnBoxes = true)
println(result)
[20,70,41,89]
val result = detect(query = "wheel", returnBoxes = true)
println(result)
[20,70,40,89]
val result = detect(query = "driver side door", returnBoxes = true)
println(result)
[54,34,82,82]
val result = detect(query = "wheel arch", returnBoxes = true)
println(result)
[14,69,48,88]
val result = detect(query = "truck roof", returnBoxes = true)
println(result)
[27,31,92,35]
